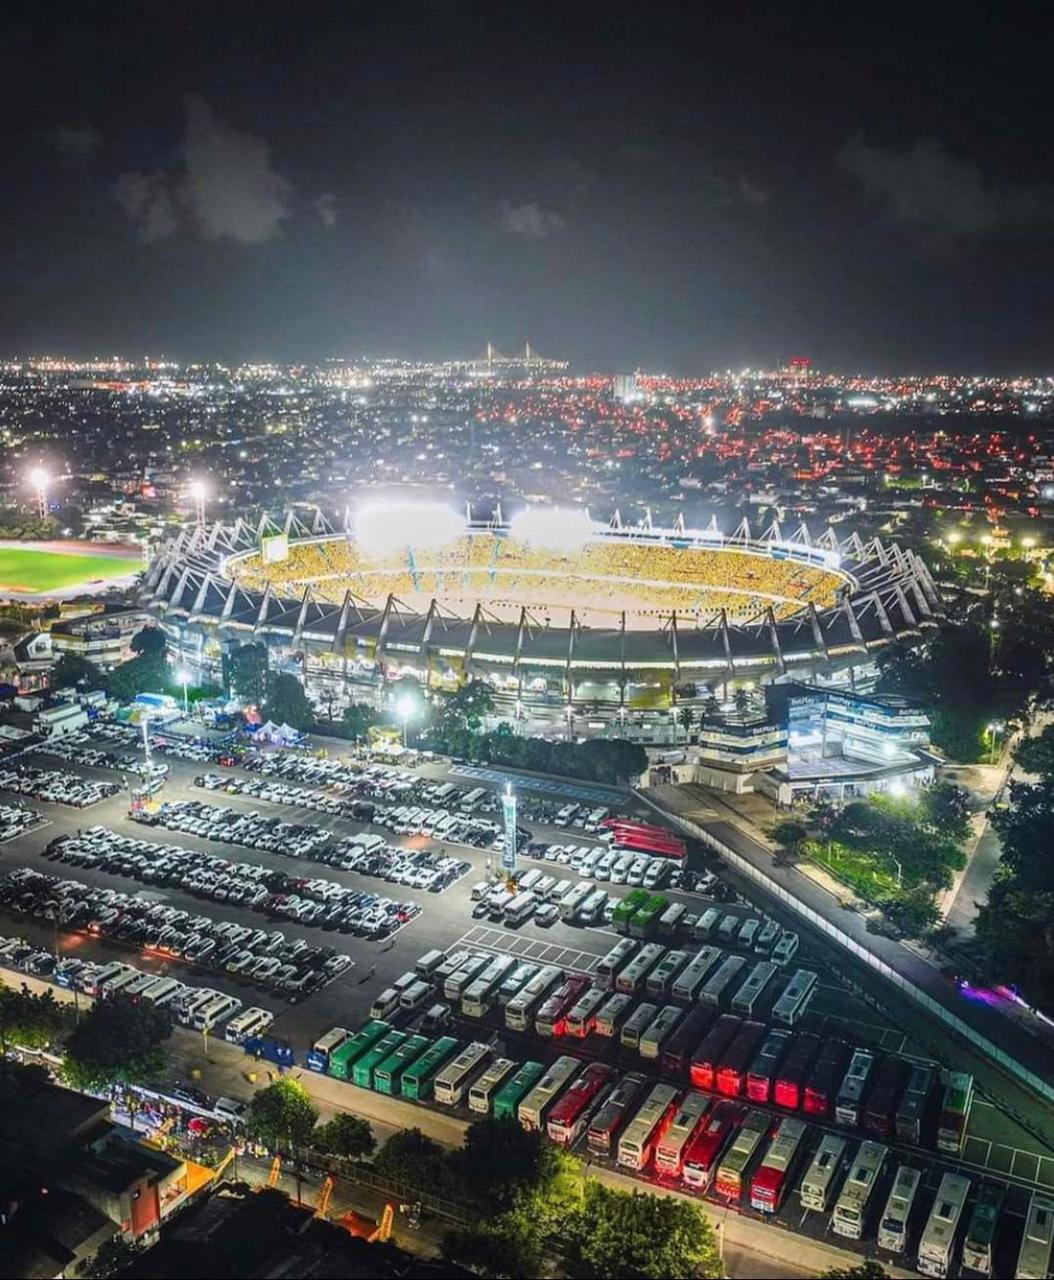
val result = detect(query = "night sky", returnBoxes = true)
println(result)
[5,1,1054,372]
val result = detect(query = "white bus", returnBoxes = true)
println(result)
[399,979,434,1012]
[772,930,800,967]
[596,937,639,990]
[434,1042,492,1106]
[415,949,447,979]
[639,1005,683,1059]
[771,968,818,1026]
[176,988,219,1026]
[917,1172,970,1278]
[700,954,748,1009]
[506,965,563,1031]
[503,891,537,926]
[124,971,164,998]
[566,985,608,1038]
[671,946,722,1002]
[140,977,185,1007]
[559,880,594,921]
[98,965,140,996]
[646,950,689,999]
[616,943,665,995]
[731,961,778,1015]
[655,1091,709,1177]
[832,1141,888,1239]
[468,1058,518,1115]
[595,992,634,1038]
[192,992,242,1031]
[518,1056,581,1131]
[1016,1192,1054,1280]
[618,1082,680,1170]
[517,868,542,893]
[460,787,487,811]
[498,962,538,1007]
[224,1006,274,1044]
[800,1134,847,1212]
[620,1001,660,1050]
[462,955,516,1018]
[835,1049,875,1127]
[443,953,490,1002]
[878,1164,922,1254]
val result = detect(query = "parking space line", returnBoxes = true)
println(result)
[455,930,602,976]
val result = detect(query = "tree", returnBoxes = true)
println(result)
[771,819,809,856]
[732,686,753,715]
[339,702,379,741]
[1015,724,1054,782]
[819,1262,889,1279]
[262,672,315,730]
[920,781,972,844]
[677,705,694,736]
[441,679,495,732]
[246,1078,319,1151]
[702,693,721,720]
[0,983,72,1053]
[881,886,942,938]
[373,1127,452,1191]
[454,1117,553,1213]
[129,626,166,659]
[77,1235,144,1278]
[571,1183,722,1279]
[441,1217,544,1279]
[51,651,105,690]
[226,642,269,703]
[62,994,171,1090]
[311,1112,374,1160]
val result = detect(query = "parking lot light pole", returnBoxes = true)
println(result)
[178,668,191,716]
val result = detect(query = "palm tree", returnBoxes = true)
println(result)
[732,685,753,715]
[677,705,694,738]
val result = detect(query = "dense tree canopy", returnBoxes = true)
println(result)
[62,994,171,1090]
[572,1183,723,1279]
[245,1078,319,1150]
[262,671,315,729]
[311,1112,374,1160]
[225,642,269,703]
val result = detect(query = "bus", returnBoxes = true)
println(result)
[328,1021,390,1081]
[878,1164,922,1254]
[616,943,665,995]
[917,1172,970,1278]
[639,1004,684,1059]
[617,1082,679,1171]
[588,1072,648,1157]
[836,1050,876,1127]
[415,948,447,980]
[805,1041,849,1122]
[700,955,748,1009]
[536,974,590,1037]
[401,1036,459,1101]
[895,1063,935,1147]
[462,954,516,1018]
[306,1026,349,1073]
[961,1182,1004,1277]
[374,1034,430,1096]
[655,1091,710,1178]
[493,1060,545,1120]
[620,1001,660,1051]
[800,1133,848,1212]
[936,1071,974,1156]
[629,894,669,939]
[595,992,634,1038]
[862,1055,907,1140]
[506,965,563,1031]
[579,887,608,925]
[612,889,650,934]
[774,1031,822,1110]
[519,1056,581,1132]
[434,1042,492,1106]
[661,1006,712,1078]
[683,1100,744,1190]
[224,1007,273,1046]
[832,1140,888,1240]
[646,949,689,998]
[559,880,593,921]
[690,1015,742,1091]
[596,937,638,990]
[717,1020,767,1097]
[772,930,800,968]
[658,901,687,938]
[498,962,538,1007]
[193,993,242,1032]
[671,946,723,1003]
[443,953,490,1002]
[517,868,542,893]
[746,1029,792,1102]
[503,891,537,926]
[771,968,818,1026]
[352,1029,408,1089]
[731,961,778,1015]
[468,1057,517,1115]
[434,948,471,987]
[1015,1191,1054,1280]
[566,985,608,1038]
[749,1116,808,1214]
[713,1108,770,1202]
[547,1061,615,1145]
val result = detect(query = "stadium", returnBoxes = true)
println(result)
[145,504,942,720]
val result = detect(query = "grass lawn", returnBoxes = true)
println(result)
[0,547,141,593]
[802,838,903,902]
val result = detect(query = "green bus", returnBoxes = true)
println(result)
[352,1030,407,1089]
[629,893,669,939]
[612,889,650,934]
[328,1020,389,1081]
[401,1036,459,1101]
[374,1034,431,1096]
[493,1060,545,1120]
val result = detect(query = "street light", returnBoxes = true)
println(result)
[177,668,191,716]
[987,721,1005,765]
[28,466,48,521]
[395,694,414,748]
[189,479,208,528]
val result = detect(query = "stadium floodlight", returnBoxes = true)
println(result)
[188,478,208,528]
[509,506,595,554]
[28,467,48,520]
[354,500,465,558]
[177,668,191,715]
[395,693,415,747]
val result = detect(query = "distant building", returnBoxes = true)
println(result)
[612,373,638,402]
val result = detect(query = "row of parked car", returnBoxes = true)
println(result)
[44,827,421,941]
[34,735,167,781]
[0,867,352,1000]
[522,841,687,891]
[0,764,120,808]
[0,803,45,843]
[197,771,370,820]
[314,835,471,893]
[134,797,332,859]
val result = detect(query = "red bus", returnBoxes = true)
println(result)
[803,1037,851,1117]
[547,1061,615,1146]
[774,1031,822,1110]
[749,1116,808,1213]
[690,1014,742,1091]
[682,1099,745,1190]
[534,974,590,1038]
[746,1028,793,1103]
[716,1020,767,1097]
[861,1055,907,1141]
[603,820,687,859]
[587,1071,648,1158]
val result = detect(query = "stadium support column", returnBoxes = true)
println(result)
[719,609,734,700]
[619,611,627,728]
[566,611,577,738]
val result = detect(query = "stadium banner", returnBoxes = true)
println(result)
[501,786,517,872]
[261,533,290,564]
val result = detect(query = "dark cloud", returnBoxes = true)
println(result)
[497,199,565,240]
[312,193,337,229]
[839,135,1054,236]
[112,171,178,242]
[49,123,102,156]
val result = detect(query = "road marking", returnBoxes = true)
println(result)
[458,926,602,974]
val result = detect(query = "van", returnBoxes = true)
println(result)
[400,979,434,1011]
[421,1003,451,1034]
[393,971,419,994]
[694,907,722,939]
[717,913,741,943]
[737,918,760,949]
[370,987,402,1020]
[193,993,242,1031]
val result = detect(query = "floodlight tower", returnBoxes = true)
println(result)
[189,479,208,529]
[29,467,48,521]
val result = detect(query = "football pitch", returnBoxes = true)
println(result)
[0,547,141,593]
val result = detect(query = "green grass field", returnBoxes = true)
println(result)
[0,548,141,593]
